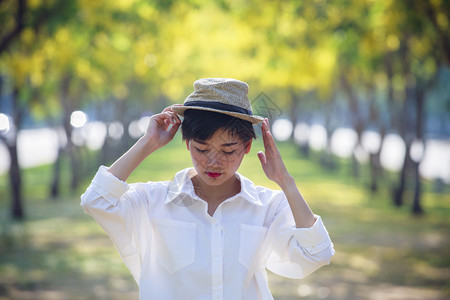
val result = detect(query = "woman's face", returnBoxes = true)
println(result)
[186,129,251,187]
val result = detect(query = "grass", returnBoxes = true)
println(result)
[0,135,449,300]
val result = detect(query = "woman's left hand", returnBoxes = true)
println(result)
[257,118,291,186]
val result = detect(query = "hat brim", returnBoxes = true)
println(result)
[172,105,264,125]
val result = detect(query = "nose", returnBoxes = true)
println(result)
[206,149,222,167]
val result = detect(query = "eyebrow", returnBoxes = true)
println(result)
[194,139,238,147]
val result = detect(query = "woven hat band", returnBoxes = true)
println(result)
[184,101,253,116]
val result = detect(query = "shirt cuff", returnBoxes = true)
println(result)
[90,166,130,205]
[291,215,332,254]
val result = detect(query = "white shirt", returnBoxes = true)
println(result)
[81,167,334,300]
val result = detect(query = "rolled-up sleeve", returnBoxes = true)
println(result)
[80,166,143,282]
[81,166,129,208]
[292,216,333,255]
[266,199,335,279]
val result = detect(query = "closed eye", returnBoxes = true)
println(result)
[195,147,208,153]
[223,150,235,155]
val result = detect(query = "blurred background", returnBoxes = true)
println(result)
[0,0,449,299]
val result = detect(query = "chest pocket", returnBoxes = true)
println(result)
[239,224,268,271]
[152,218,197,274]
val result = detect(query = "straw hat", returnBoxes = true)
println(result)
[172,78,264,124]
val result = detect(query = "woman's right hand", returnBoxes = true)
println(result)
[145,105,182,149]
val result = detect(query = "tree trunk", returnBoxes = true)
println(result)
[322,95,338,171]
[288,90,299,142]
[2,86,25,220]
[48,122,67,198]
[298,113,311,158]
[366,82,384,193]
[7,142,24,219]
[340,72,364,178]
[351,130,363,178]
[368,127,386,194]
[369,153,379,193]
[60,75,80,191]
[421,0,450,65]
[411,84,426,214]
[393,35,414,208]
[69,144,79,191]
[0,0,26,54]
[117,99,133,155]
[50,147,63,199]
[393,142,410,207]
[412,160,423,214]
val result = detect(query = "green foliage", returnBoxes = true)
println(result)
[1,0,448,116]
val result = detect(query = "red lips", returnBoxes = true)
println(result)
[206,172,222,178]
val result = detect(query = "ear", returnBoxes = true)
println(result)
[186,140,190,151]
[244,140,252,154]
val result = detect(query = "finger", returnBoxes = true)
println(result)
[163,104,183,113]
[262,129,270,151]
[257,151,267,164]
[168,121,181,137]
[165,111,181,124]
[152,115,167,128]
[262,118,270,132]
[162,112,179,123]
[265,130,276,147]
[171,112,182,123]
[162,106,174,113]
[262,126,276,152]
[261,120,270,147]
[261,118,268,132]
[158,112,177,130]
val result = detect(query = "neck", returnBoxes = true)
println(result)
[191,174,241,203]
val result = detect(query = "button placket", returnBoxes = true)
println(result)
[211,218,223,300]
[213,289,223,299]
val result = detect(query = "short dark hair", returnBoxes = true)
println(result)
[181,109,256,142]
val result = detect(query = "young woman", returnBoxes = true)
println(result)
[81,78,334,299]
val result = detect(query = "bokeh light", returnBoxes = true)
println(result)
[0,113,10,134]
[138,116,151,134]
[294,123,310,145]
[84,122,107,150]
[108,121,124,140]
[380,134,406,171]
[331,127,358,158]
[309,124,327,151]
[128,120,143,139]
[70,111,88,128]
[272,119,293,142]
[362,131,382,154]
[410,139,425,163]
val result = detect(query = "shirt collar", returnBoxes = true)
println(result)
[164,168,198,205]
[164,168,263,206]
[233,172,263,206]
